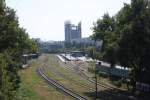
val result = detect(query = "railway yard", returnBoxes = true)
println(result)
[18,54,141,100]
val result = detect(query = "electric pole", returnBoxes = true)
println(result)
[92,42,98,99]
[95,65,98,99]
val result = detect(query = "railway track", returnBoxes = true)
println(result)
[58,57,115,90]
[45,64,94,92]
[37,67,87,100]
[58,55,126,90]
[56,55,135,99]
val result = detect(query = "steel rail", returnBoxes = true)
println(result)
[37,67,87,100]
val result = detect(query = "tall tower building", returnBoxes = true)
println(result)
[64,21,81,42]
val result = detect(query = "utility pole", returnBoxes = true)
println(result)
[92,40,98,99]
[95,61,101,99]
[65,49,66,64]
[95,65,98,99]
[64,42,66,64]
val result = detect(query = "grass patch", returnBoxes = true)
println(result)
[17,57,71,100]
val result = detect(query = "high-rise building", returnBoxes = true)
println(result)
[64,21,81,42]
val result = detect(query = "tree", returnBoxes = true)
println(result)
[92,13,117,67]
[0,53,19,100]
[92,0,150,89]
[117,0,150,88]
[0,0,38,99]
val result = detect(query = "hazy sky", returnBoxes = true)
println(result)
[6,0,130,41]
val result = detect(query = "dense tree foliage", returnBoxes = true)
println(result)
[0,0,38,99]
[92,0,150,88]
[92,13,117,67]
[117,0,150,87]
[0,53,19,100]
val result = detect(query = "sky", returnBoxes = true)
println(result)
[6,0,130,41]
